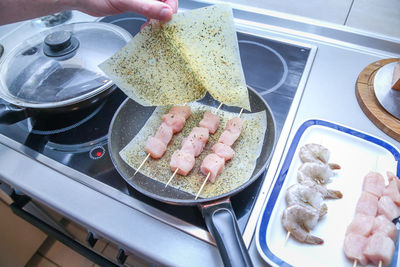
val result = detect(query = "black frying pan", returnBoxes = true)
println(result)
[108,87,276,266]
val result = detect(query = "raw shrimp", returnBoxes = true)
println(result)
[285,184,328,218]
[299,143,330,164]
[297,162,338,184]
[300,180,343,199]
[282,204,324,245]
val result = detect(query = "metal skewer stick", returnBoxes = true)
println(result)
[195,172,210,200]
[194,107,244,199]
[165,103,222,188]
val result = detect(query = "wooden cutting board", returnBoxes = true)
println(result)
[356,58,400,141]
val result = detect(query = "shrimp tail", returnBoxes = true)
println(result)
[328,163,341,170]
[305,235,324,245]
[319,203,328,218]
[288,228,324,245]
[325,189,343,199]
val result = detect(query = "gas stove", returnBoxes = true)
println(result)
[0,11,314,245]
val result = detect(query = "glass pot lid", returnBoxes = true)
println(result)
[0,22,132,108]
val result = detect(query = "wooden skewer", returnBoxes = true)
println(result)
[353,259,357,267]
[195,172,210,200]
[284,231,291,245]
[135,103,189,177]
[378,260,382,267]
[164,168,178,189]
[238,108,244,117]
[165,103,223,188]
[215,102,223,113]
[134,153,150,176]
[194,107,244,199]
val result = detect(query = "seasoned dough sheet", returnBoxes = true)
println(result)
[99,24,206,106]
[120,102,266,198]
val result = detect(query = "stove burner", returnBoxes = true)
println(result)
[26,102,105,135]
[238,40,288,95]
[18,89,126,152]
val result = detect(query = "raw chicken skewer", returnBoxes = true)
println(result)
[134,105,191,176]
[344,170,399,267]
[165,103,223,189]
[195,108,244,200]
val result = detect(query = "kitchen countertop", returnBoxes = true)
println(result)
[0,1,400,266]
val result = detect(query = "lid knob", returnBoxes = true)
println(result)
[43,30,79,57]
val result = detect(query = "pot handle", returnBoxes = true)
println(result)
[0,104,28,124]
[201,198,253,267]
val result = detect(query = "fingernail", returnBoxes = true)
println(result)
[159,7,172,20]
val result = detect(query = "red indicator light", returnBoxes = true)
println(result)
[90,146,105,160]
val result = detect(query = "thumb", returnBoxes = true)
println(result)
[120,0,174,21]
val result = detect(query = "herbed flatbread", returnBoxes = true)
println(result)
[100,5,250,110]
[99,23,207,106]
[119,103,266,198]
[160,5,251,111]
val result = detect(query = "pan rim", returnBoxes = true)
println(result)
[108,85,277,205]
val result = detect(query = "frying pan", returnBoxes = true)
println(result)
[108,87,276,266]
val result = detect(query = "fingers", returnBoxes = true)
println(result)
[114,0,174,21]
[163,0,178,13]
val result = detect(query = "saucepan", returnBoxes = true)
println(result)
[0,22,131,124]
[108,86,276,266]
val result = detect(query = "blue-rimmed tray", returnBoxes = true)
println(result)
[256,119,400,267]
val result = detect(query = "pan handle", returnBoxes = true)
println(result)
[201,198,253,267]
[0,103,29,124]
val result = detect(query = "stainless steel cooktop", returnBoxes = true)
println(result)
[0,10,316,246]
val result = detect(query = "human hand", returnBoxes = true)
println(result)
[74,0,178,21]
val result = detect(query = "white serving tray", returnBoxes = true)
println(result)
[256,119,400,267]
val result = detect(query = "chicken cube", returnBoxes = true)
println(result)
[372,215,398,242]
[154,123,173,145]
[377,195,400,221]
[355,191,378,217]
[387,171,400,191]
[211,143,235,161]
[343,233,369,266]
[181,127,209,157]
[225,117,243,133]
[218,130,241,147]
[200,153,225,183]
[362,171,385,198]
[145,136,167,159]
[363,233,395,267]
[170,150,195,176]
[169,106,191,120]
[383,176,400,205]
[199,111,220,134]
[345,213,374,237]
[162,113,186,133]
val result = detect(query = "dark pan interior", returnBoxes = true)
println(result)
[108,87,276,205]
